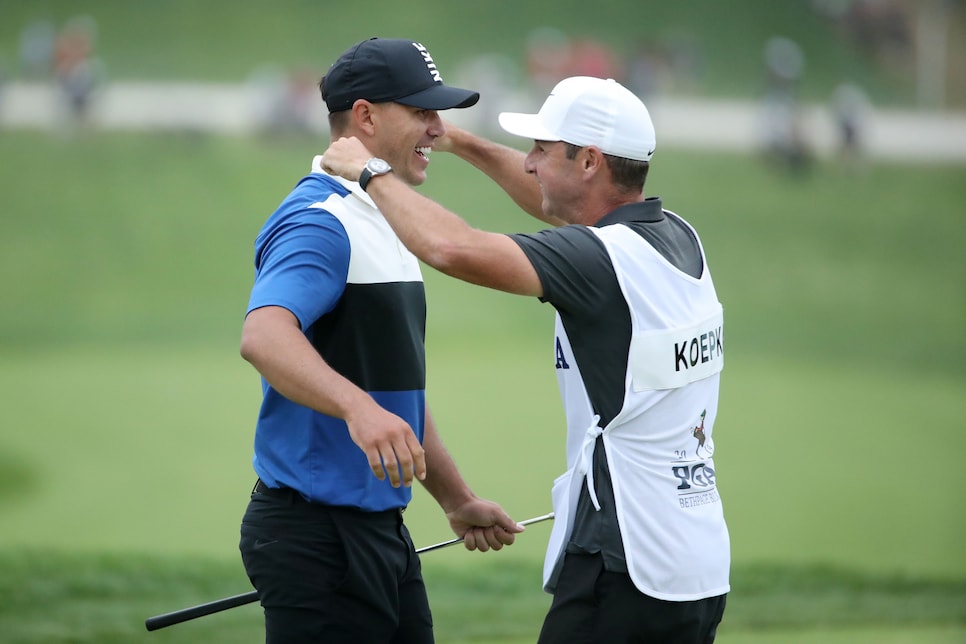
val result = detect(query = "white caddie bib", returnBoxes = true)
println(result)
[542,215,731,601]
[630,308,724,391]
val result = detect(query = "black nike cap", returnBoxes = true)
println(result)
[321,38,480,114]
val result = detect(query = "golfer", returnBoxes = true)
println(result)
[322,75,730,643]
[239,37,523,644]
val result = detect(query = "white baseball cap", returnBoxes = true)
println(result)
[499,76,656,162]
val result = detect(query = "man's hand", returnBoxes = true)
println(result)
[431,120,462,154]
[345,401,426,488]
[446,498,526,552]
[321,136,373,182]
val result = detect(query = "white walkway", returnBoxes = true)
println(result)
[2,81,965,163]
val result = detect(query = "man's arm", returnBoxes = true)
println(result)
[240,305,426,487]
[321,137,543,297]
[419,407,524,551]
[436,124,565,227]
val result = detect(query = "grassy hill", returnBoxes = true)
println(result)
[0,129,963,641]
[0,3,964,640]
[2,0,964,107]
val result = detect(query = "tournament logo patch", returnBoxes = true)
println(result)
[691,410,713,458]
[672,409,720,509]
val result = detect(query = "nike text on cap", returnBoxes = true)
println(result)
[499,76,657,162]
[322,37,480,113]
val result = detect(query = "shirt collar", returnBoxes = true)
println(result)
[311,154,378,208]
[594,197,664,227]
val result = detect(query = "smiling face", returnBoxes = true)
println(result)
[524,140,585,223]
[367,102,445,187]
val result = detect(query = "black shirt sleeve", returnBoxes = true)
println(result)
[510,225,618,315]
[509,225,631,427]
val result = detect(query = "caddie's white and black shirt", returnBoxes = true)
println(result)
[509,197,730,601]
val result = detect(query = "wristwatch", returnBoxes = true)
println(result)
[359,157,392,192]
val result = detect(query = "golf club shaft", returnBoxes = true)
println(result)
[145,511,554,632]
[414,511,555,553]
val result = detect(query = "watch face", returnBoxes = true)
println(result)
[368,158,391,173]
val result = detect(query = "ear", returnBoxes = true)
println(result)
[581,146,607,174]
[350,99,377,136]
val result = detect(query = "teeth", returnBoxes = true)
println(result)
[416,146,432,157]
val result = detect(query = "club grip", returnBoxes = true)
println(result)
[145,590,258,631]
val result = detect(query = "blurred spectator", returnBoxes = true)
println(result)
[281,67,320,133]
[569,37,622,81]
[54,15,106,125]
[659,30,704,95]
[247,65,322,138]
[248,64,288,132]
[524,26,572,106]
[18,19,56,79]
[760,36,812,175]
[845,0,913,66]
[625,41,671,100]
[524,29,627,109]
[813,0,913,71]
[831,81,871,171]
[454,52,521,136]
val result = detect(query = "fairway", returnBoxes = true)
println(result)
[1,342,964,580]
[0,128,964,641]
[3,0,966,639]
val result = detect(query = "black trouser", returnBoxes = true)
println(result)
[537,552,726,644]
[239,483,433,644]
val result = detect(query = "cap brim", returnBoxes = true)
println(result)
[396,85,480,110]
[498,112,561,142]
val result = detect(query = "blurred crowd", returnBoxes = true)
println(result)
[239,1,916,166]
[453,22,879,177]
[1,0,937,172]
[759,32,873,177]
[241,25,709,141]
[5,14,107,128]
[812,0,915,67]
[456,26,705,121]
[245,65,323,137]
[757,0,920,176]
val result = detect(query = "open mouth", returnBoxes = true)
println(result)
[415,146,431,160]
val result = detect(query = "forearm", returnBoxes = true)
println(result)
[419,408,475,513]
[321,136,544,296]
[366,174,495,280]
[444,126,563,226]
[367,173,471,262]
[242,305,427,486]
[240,307,371,420]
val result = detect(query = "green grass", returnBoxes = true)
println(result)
[1,345,962,576]
[0,0,943,106]
[3,132,964,368]
[1,551,963,644]
[0,550,966,644]
[2,4,964,640]
[0,131,964,641]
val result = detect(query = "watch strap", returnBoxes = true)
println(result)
[359,159,391,192]
[359,167,376,192]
